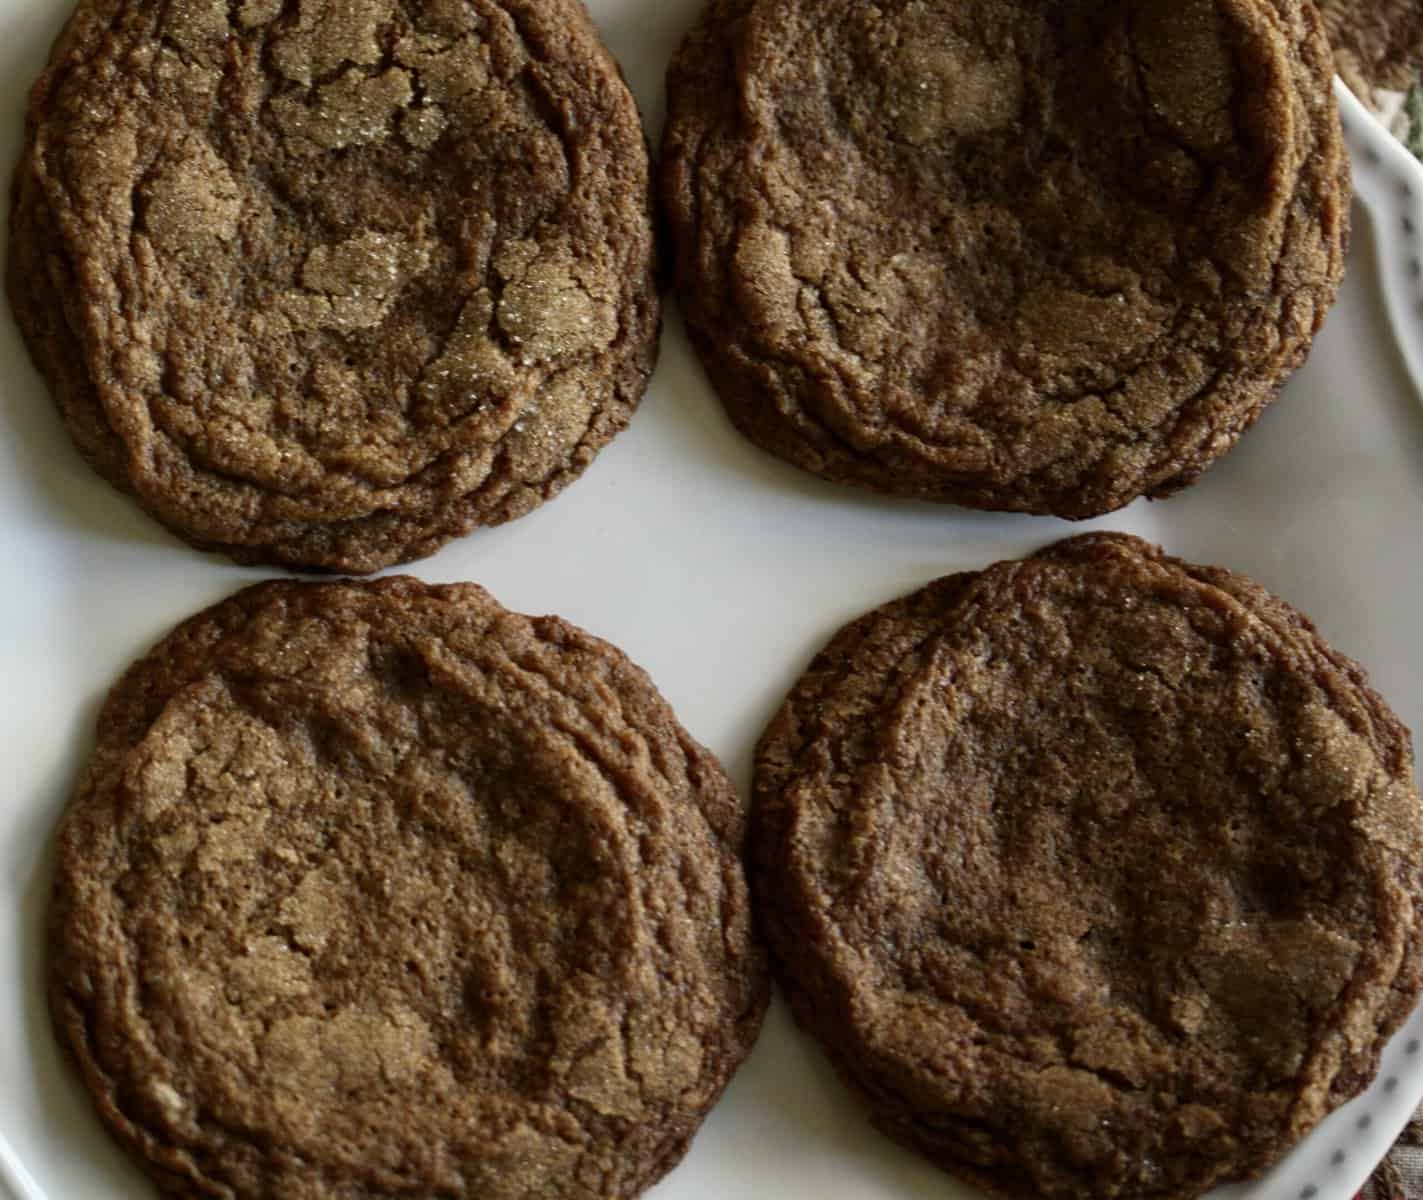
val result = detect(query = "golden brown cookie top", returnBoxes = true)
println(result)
[663,0,1348,518]
[50,578,767,1199]
[753,533,1423,1200]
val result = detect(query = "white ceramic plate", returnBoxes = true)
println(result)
[3,3,1423,1198]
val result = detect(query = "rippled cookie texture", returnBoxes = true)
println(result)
[50,578,766,1199]
[9,0,658,571]
[1318,0,1423,96]
[753,533,1423,1200]
[663,0,1348,517]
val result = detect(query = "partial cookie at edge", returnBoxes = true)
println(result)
[752,532,1423,1200]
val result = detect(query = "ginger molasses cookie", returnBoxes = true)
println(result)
[50,578,766,1199]
[9,0,657,572]
[753,533,1423,1200]
[663,0,1348,518]
[1319,0,1423,97]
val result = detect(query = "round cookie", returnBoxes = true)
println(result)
[663,0,1348,519]
[1319,0,1423,97]
[50,578,767,1199]
[753,533,1423,1200]
[8,0,658,572]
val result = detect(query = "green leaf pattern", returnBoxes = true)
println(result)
[1406,76,1423,159]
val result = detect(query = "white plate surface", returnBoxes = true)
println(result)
[3,4,1423,1198]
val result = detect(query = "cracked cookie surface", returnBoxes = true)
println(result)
[752,533,1423,1200]
[9,0,657,571]
[50,577,767,1199]
[662,0,1347,518]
